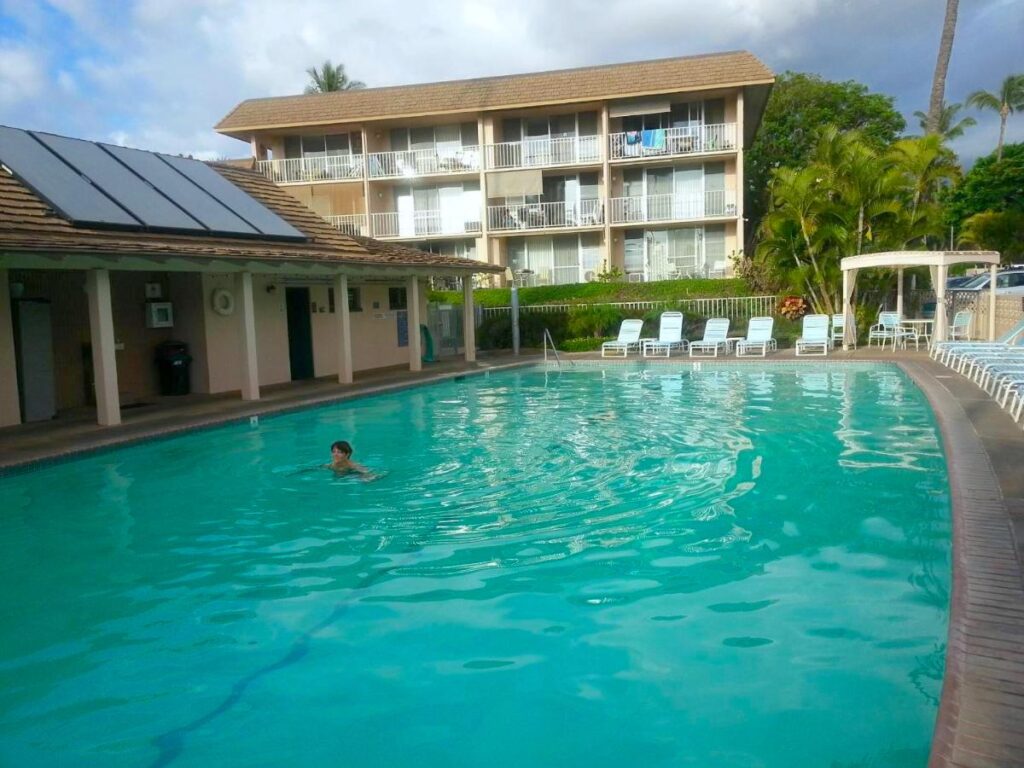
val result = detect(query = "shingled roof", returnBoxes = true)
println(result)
[0,162,502,273]
[216,51,774,136]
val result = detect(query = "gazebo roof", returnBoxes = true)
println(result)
[840,250,1000,271]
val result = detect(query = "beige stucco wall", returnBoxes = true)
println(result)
[0,270,20,426]
[310,282,430,376]
[199,275,428,393]
[5,269,210,410]
[200,273,290,394]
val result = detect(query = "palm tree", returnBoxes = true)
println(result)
[304,60,366,94]
[925,0,959,135]
[966,74,1024,160]
[913,102,976,141]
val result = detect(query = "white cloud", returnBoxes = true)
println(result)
[0,0,1020,166]
[0,45,45,107]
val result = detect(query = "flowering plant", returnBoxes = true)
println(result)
[778,296,809,321]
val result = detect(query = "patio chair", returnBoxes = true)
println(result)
[689,318,731,358]
[830,314,854,349]
[642,312,687,357]
[795,314,830,356]
[949,310,972,341]
[601,318,644,358]
[868,312,901,349]
[735,317,777,357]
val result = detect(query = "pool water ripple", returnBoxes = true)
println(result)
[0,365,949,767]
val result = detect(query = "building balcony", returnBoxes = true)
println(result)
[487,199,605,233]
[366,147,481,179]
[484,135,602,170]
[325,214,369,237]
[255,155,364,184]
[608,123,737,162]
[609,191,737,225]
[370,211,482,239]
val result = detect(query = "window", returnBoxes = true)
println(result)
[328,287,335,313]
[388,287,408,310]
[348,287,362,312]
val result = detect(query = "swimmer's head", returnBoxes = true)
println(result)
[330,440,353,459]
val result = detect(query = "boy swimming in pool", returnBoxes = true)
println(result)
[325,440,370,476]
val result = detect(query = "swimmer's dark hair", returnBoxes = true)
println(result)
[331,440,353,455]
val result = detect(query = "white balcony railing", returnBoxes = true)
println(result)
[485,135,602,170]
[325,214,369,237]
[371,211,483,239]
[255,155,364,184]
[608,123,737,161]
[487,199,605,232]
[367,146,480,179]
[609,190,737,224]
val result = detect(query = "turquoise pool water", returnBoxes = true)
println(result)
[0,364,950,767]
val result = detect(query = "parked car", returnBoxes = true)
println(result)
[952,269,1024,295]
[946,274,977,289]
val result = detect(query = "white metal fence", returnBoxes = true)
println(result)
[479,295,777,321]
[371,211,483,239]
[609,190,737,224]
[325,214,369,237]
[367,146,480,178]
[608,123,737,161]
[256,155,364,184]
[487,198,605,232]
[485,135,602,170]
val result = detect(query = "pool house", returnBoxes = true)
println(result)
[0,127,502,430]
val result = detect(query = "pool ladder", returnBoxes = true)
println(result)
[543,328,572,367]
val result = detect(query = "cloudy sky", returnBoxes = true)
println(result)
[1,0,1021,164]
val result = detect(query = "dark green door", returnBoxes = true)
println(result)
[285,287,314,380]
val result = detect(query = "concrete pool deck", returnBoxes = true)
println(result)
[0,348,1021,766]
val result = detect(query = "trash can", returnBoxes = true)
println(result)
[155,341,192,396]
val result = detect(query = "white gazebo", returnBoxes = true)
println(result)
[839,250,1002,350]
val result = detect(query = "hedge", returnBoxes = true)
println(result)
[429,277,754,307]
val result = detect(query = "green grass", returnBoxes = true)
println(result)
[429,278,754,307]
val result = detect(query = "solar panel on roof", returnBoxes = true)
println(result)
[0,125,139,227]
[33,131,206,233]
[160,154,305,240]
[102,143,259,235]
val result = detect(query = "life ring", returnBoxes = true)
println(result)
[211,288,235,316]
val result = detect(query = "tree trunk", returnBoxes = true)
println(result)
[926,0,959,135]
[997,104,1008,161]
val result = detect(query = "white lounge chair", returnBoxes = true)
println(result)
[831,313,854,349]
[601,318,644,357]
[868,312,901,350]
[949,310,972,341]
[642,311,687,357]
[735,317,777,357]
[795,314,830,356]
[689,318,730,357]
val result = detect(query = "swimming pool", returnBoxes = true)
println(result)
[0,363,950,767]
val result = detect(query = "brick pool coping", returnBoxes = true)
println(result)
[1,353,1022,765]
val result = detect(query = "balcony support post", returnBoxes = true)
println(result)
[735,90,745,262]
[601,103,614,275]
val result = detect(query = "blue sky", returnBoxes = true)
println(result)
[1,0,1022,164]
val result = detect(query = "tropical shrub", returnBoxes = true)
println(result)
[778,296,810,320]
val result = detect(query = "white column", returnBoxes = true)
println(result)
[462,275,476,363]
[735,89,745,260]
[842,269,851,351]
[236,272,260,400]
[988,263,998,341]
[896,267,904,317]
[934,265,948,343]
[601,104,613,272]
[86,269,121,426]
[407,275,422,372]
[0,269,21,427]
[334,274,353,383]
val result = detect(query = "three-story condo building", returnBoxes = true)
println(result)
[216,51,773,285]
